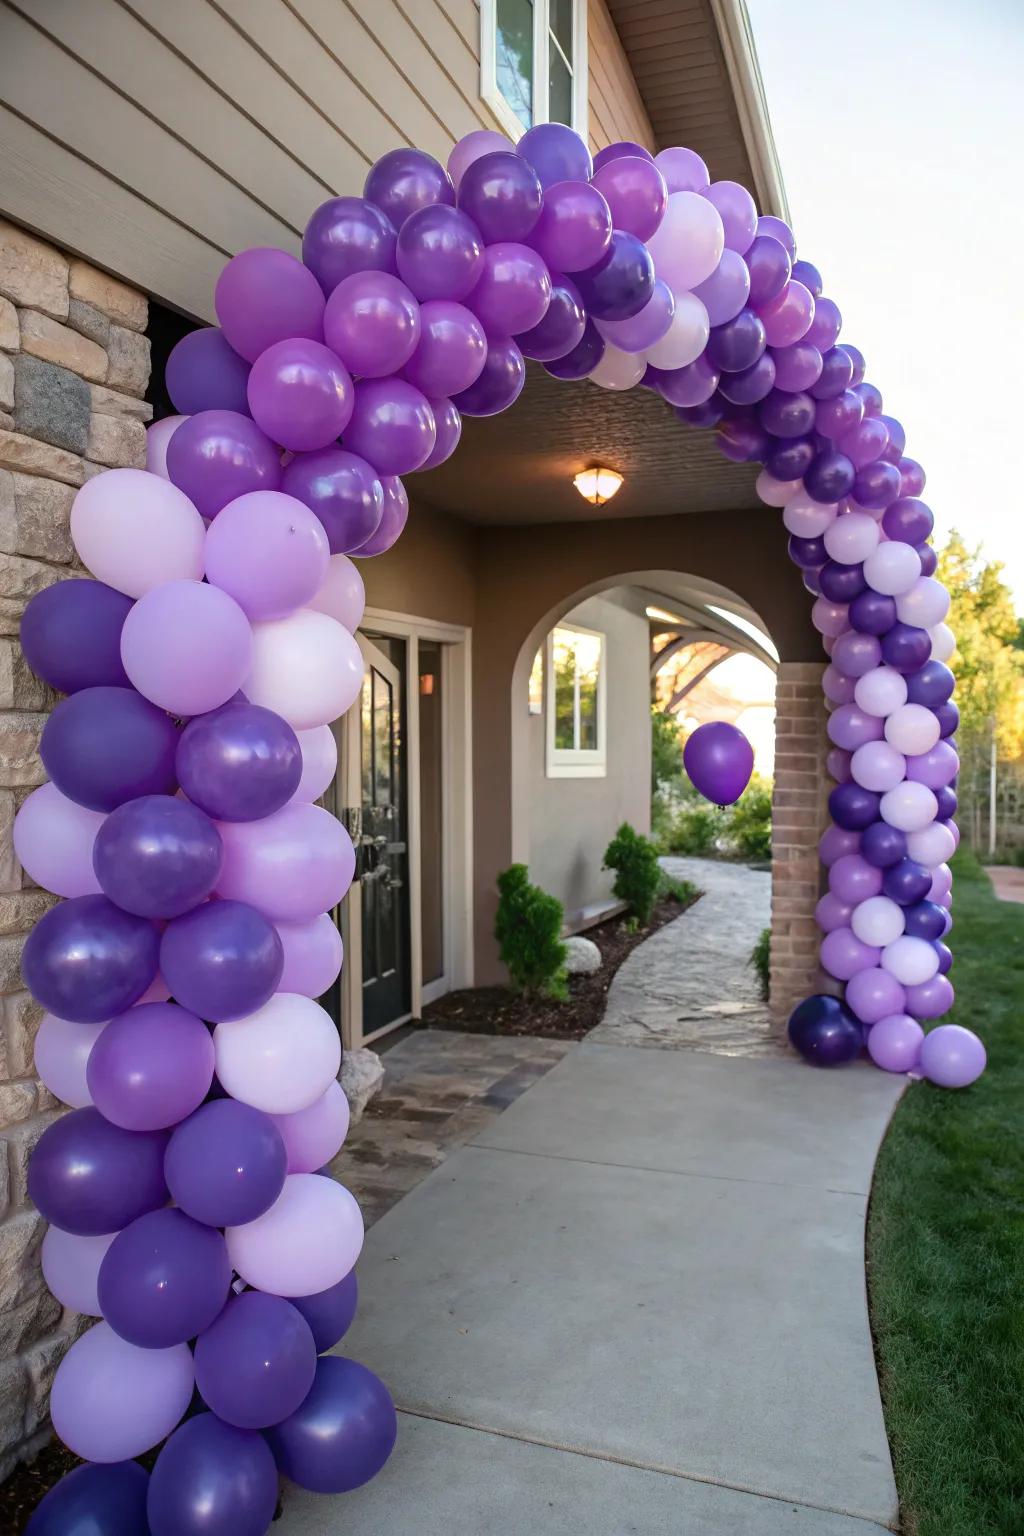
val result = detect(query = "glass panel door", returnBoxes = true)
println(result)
[358,637,409,1035]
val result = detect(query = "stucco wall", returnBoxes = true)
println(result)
[526,588,651,921]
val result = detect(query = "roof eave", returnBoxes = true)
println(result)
[708,0,790,220]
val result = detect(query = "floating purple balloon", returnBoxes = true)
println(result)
[165,1099,287,1228]
[788,533,827,568]
[194,1291,317,1430]
[574,229,654,321]
[819,559,866,604]
[903,900,947,941]
[160,899,283,1024]
[23,895,158,1023]
[28,1107,169,1236]
[288,1269,359,1353]
[364,146,454,227]
[517,122,592,189]
[683,721,754,806]
[41,686,179,813]
[302,197,398,296]
[530,180,612,274]
[20,579,132,695]
[98,1207,230,1349]
[93,795,223,920]
[344,377,436,475]
[266,1355,397,1494]
[906,660,955,709]
[457,151,543,242]
[147,1413,278,1536]
[215,248,325,363]
[396,205,484,302]
[791,258,823,295]
[853,458,901,511]
[788,994,862,1066]
[282,447,384,555]
[883,497,934,545]
[453,336,526,416]
[166,329,250,416]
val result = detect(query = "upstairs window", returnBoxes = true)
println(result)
[481,0,589,141]
[546,622,606,777]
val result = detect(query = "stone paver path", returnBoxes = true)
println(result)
[985,864,1024,904]
[591,856,780,1055]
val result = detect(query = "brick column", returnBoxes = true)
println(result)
[0,221,151,1477]
[769,661,831,1033]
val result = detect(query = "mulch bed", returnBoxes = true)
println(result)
[423,889,701,1042]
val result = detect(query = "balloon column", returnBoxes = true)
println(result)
[23,120,980,1529]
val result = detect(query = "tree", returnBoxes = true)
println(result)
[936,531,1024,761]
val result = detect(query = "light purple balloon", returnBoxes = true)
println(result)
[87,1001,215,1132]
[146,415,187,479]
[277,915,344,997]
[216,802,355,923]
[918,1024,983,1086]
[821,926,880,981]
[292,726,339,803]
[270,1081,350,1174]
[703,180,757,252]
[447,129,514,191]
[469,241,551,337]
[247,339,354,454]
[121,579,253,718]
[827,704,884,751]
[590,156,667,242]
[815,892,853,933]
[846,965,905,1025]
[35,1012,104,1109]
[833,630,882,678]
[903,974,954,1020]
[654,145,709,193]
[771,341,823,392]
[344,378,436,475]
[323,271,421,379]
[660,355,719,407]
[51,1322,194,1462]
[14,783,104,898]
[692,249,750,327]
[403,300,487,397]
[596,280,674,354]
[807,296,842,351]
[829,853,883,904]
[867,1014,924,1073]
[905,741,959,790]
[826,747,852,783]
[823,665,856,705]
[215,248,325,363]
[41,1225,115,1315]
[204,490,330,621]
[820,825,861,866]
[812,597,849,638]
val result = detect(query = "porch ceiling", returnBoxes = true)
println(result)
[414,362,758,525]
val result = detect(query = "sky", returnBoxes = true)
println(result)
[746,0,1024,603]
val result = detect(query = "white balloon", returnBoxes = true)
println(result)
[587,342,646,391]
[226,1174,363,1298]
[306,553,365,633]
[880,780,938,833]
[245,609,363,730]
[755,471,802,508]
[35,1013,105,1108]
[783,493,838,539]
[42,1226,115,1315]
[854,666,908,718]
[644,291,709,369]
[646,191,725,291]
[881,934,940,986]
[885,702,941,756]
[823,511,880,565]
[907,820,956,868]
[850,741,906,792]
[70,467,205,599]
[292,725,338,803]
[851,895,905,947]
[862,540,922,597]
[145,415,187,479]
[214,993,341,1115]
[929,622,956,662]
[895,576,950,629]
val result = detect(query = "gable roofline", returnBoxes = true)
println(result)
[709,0,790,220]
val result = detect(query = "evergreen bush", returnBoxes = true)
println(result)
[494,864,568,1001]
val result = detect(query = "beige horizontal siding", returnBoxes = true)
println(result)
[588,0,655,153]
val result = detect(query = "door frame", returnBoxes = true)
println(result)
[339,607,473,1050]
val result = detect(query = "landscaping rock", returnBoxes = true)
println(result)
[341,1048,384,1122]
[564,936,602,975]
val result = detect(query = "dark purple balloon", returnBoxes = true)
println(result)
[683,721,754,806]
[906,660,955,709]
[28,1107,168,1236]
[176,702,302,823]
[415,397,461,471]
[806,296,841,351]
[899,457,927,497]
[883,497,933,544]
[166,410,280,521]
[266,1356,397,1494]
[791,259,822,296]
[543,318,605,380]
[843,344,866,385]
[759,388,815,438]
[302,197,398,296]
[861,821,907,868]
[816,388,863,441]
[195,1292,317,1429]
[26,1460,149,1536]
[165,1099,287,1228]
[23,895,158,1023]
[936,700,960,739]
[517,121,593,190]
[883,858,933,906]
[849,588,897,635]
[916,542,937,577]
[93,795,223,920]
[457,152,543,243]
[934,785,958,820]
[802,566,823,596]
[771,340,822,392]
[819,560,866,603]
[717,353,775,405]
[649,355,720,407]
[396,205,484,302]
[854,380,883,416]
[788,533,827,569]
[718,416,771,464]
[160,899,284,1024]
[364,147,454,227]
[706,308,766,373]
[166,329,250,416]
[765,435,815,481]
[288,1269,359,1353]
[592,140,654,171]
[20,579,132,695]
[788,994,862,1066]
[452,336,525,416]
[147,1414,278,1536]
[903,900,947,942]
[745,234,791,307]
[676,400,724,428]
[99,1207,230,1349]
[516,273,585,361]
[574,230,654,321]
[934,940,953,976]
[829,782,881,831]
[881,622,931,675]
[804,450,855,503]
[878,415,906,463]
[809,345,855,400]
[852,459,901,511]
[41,686,179,813]
[282,447,384,555]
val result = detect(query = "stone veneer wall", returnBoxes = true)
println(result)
[0,220,151,1477]
[769,661,830,1030]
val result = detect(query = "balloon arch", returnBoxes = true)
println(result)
[20,123,983,1532]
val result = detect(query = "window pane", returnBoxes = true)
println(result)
[496,0,534,130]
[575,632,601,750]
[528,647,543,715]
[552,631,577,749]
[550,0,574,57]
[548,41,572,127]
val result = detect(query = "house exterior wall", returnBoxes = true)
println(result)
[527,589,651,920]
[0,218,152,1477]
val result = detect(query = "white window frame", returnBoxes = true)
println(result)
[545,621,607,779]
[480,0,590,143]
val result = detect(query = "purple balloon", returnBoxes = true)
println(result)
[829,782,881,831]
[810,345,855,401]
[530,180,612,274]
[718,353,775,406]
[574,229,654,321]
[544,319,605,380]
[41,686,179,813]
[804,450,855,503]
[415,397,462,471]
[343,377,436,474]
[706,308,766,373]
[934,939,953,974]
[93,795,223,920]
[819,559,866,603]
[654,354,720,407]
[195,1291,316,1429]
[517,122,592,189]
[936,700,959,738]
[147,1413,278,1536]
[788,533,827,568]
[166,329,250,416]
[215,248,325,364]
[88,1000,214,1131]
[846,966,905,1026]
[351,474,408,557]
[457,151,543,242]
[396,205,484,301]
[900,457,927,497]
[453,335,526,416]
[745,235,791,308]
[881,622,931,675]
[403,299,487,397]
[788,994,862,1066]
[849,588,897,635]
[906,659,954,709]
[820,826,862,866]
[517,273,586,361]
[165,410,281,521]
[816,388,863,441]
[903,900,947,941]
[282,448,384,554]
[323,271,421,379]
[177,702,302,823]
[934,785,958,820]
[165,1099,287,1228]
[676,399,724,428]
[918,1023,983,1087]
[288,1269,359,1353]
[266,1356,397,1493]
[843,344,867,385]
[160,899,283,1023]
[692,248,750,326]
[23,895,158,1023]
[470,241,552,336]
[852,459,901,511]
[861,821,907,868]
[867,1014,924,1073]
[591,156,667,242]
[593,140,654,171]
[907,742,959,791]
[768,435,816,480]
[882,857,933,906]
[828,703,884,751]
[855,380,883,416]
[904,975,955,1021]
[821,927,880,981]
[759,387,815,438]
[833,631,882,678]
[21,579,132,695]
[816,891,853,932]
[916,542,938,577]
[883,497,934,545]
[704,179,757,253]
[98,1207,229,1349]
[806,296,841,351]
[26,1461,150,1536]
[597,278,675,354]
[838,414,888,467]
[683,721,754,806]
[718,415,771,464]
[302,197,397,296]
[791,258,822,296]
[771,340,823,392]
[247,339,354,454]
[28,1107,168,1236]
[365,146,454,227]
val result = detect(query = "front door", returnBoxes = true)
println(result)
[357,636,410,1036]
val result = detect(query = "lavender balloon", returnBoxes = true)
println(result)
[692,248,750,326]
[205,490,331,622]
[867,1015,924,1073]
[918,1024,985,1088]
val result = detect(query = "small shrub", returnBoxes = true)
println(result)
[651,706,684,794]
[603,822,661,926]
[494,864,568,1000]
[659,800,725,856]
[659,870,699,905]
[751,927,770,1000]
[726,775,773,862]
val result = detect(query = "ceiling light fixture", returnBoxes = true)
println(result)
[573,466,624,505]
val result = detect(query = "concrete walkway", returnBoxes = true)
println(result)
[986,864,1024,904]
[282,864,905,1535]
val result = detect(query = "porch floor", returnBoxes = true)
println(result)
[281,863,905,1535]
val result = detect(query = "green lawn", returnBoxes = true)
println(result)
[867,850,1024,1535]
